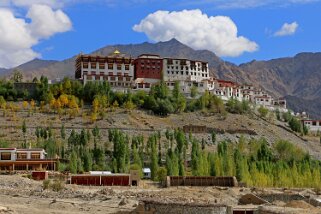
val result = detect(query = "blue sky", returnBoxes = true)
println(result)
[1,0,321,67]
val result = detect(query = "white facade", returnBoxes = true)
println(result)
[0,148,46,161]
[163,58,209,82]
[166,79,214,95]
[76,51,135,87]
[302,120,321,132]
[143,168,151,179]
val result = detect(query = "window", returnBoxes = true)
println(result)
[181,71,184,75]
[108,64,113,69]
[99,63,105,69]
[125,65,129,70]
[17,153,27,159]
[1,153,11,160]
[31,153,41,160]
[186,72,189,75]
[117,64,122,70]
[91,63,96,69]
[313,121,317,126]
[83,63,88,69]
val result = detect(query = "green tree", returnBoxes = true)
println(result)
[69,151,78,174]
[83,150,92,172]
[150,137,159,180]
[60,124,66,140]
[211,131,216,144]
[22,120,27,148]
[190,85,198,98]
[157,167,167,183]
[258,105,269,118]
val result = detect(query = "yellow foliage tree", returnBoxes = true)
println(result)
[30,100,36,112]
[59,94,69,108]
[90,112,97,123]
[22,101,29,110]
[92,98,99,113]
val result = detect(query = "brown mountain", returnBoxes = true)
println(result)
[1,39,321,118]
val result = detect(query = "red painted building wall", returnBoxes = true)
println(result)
[134,55,163,80]
[71,175,130,186]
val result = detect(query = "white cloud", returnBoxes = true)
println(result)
[0,3,72,68]
[27,4,72,39]
[133,9,258,57]
[274,22,298,37]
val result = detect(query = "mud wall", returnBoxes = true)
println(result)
[167,176,238,187]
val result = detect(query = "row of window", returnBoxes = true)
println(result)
[140,65,161,70]
[166,66,207,71]
[140,60,161,65]
[83,63,130,70]
[86,76,132,81]
[305,121,319,126]
[83,71,130,76]
[166,71,208,77]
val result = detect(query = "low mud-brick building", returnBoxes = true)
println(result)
[0,148,57,172]
[183,124,207,133]
[70,170,140,186]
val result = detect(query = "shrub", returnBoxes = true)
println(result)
[43,179,51,190]
[157,167,167,183]
[258,106,269,118]
[50,179,65,192]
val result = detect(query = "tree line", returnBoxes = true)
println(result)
[19,121,321,188]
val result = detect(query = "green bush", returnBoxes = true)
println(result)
[258,106,269,118]
[50,179,65,192]
[43,179,51,190]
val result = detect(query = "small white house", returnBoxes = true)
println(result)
[143,168,151,179]
[302,120,321,132]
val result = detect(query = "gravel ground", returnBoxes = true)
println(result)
[1,175,321,214]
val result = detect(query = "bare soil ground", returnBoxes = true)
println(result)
[1,175,321,214]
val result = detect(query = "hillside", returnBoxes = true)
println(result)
[1,39,321,117]
[1,108,320,159]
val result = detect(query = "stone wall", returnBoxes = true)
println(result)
[131,200,230,214]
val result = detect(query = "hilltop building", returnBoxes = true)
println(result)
[0,148,57,171]
[75,50,134,90]
[133,54,163,90]
[163,58,209,82]
[74,51,287,111]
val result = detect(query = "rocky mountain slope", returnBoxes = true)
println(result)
[1,39,321,118]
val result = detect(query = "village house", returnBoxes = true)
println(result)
[0,148,57,172]
[302,120,321,132]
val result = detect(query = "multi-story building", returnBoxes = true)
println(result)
[166,78,215,95]
[74,52,288,111]
[212,79,241,101]
[133,54,163,90]
[0,148,56,171]
[75,50,134,89]
[163,58,209,82]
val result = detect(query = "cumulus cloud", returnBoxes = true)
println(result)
[27,4,72,38]
[133,9,258,57]
[274,22,298,37]
[0,3,72,68]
